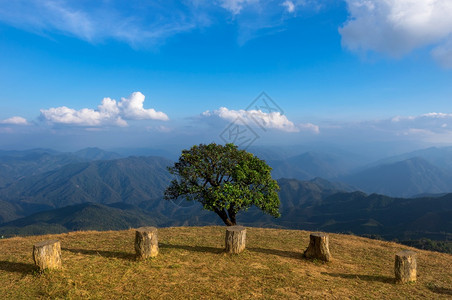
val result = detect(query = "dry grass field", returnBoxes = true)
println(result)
[0,226,451,299]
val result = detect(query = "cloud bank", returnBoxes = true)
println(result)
[390,112,452,136]
[340,0,452,67]
[40,92,169,127]
[202,107,319,133]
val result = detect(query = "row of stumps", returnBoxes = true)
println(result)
[31,226,417,283]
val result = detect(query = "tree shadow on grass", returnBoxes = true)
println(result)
[322,272,394,284]
[427,285,452,296]
[159,243,224,254]
[62,248,135,260]
[247,247,303,259]
[0,260,37,275]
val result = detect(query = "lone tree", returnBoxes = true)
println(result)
[164,143,280,226]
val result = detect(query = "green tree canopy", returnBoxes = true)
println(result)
[164,143,280,226]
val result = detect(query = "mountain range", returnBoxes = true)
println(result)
[0,146,451,244]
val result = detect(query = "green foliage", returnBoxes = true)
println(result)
[400,239,452,254]
[165,143,280,225]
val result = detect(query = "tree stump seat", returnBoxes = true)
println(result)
[135,227,159,259]
[225,226,246,254]
[303,232,332,262]
[32,239,62,271]
[395,250,417,283]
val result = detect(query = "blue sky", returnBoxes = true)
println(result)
[1,0,452,154]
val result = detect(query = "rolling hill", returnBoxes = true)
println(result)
[0,227,451,299]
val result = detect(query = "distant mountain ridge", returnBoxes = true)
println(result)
[368,146,452,171]
[73,147,122,161]
[268,151,362,180]
[0,147,122,188]
[0,156,173,223]
[342,157,452,197]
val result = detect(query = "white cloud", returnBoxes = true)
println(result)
[40,92,168,127]
[340,0,452,67]
[298,122,319,133]
[0,116,29,125]
[118,92,169,120]
[218,0,259,15]
[282,1,295,13]
[202,107,318,133]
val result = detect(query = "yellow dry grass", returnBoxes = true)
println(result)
[0,226,451,299]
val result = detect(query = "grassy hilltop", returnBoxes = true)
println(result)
[0,226,451,299]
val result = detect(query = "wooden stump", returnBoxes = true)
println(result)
[303,232,332,262]
[225,226,246,254]
[395,250,417,283]
[135,227,159,259]
[32,240,62,271]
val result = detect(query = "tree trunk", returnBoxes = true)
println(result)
[395,250,417,283]
[135,227,159,259]
[225,226,246,254]
[215,208,233,226]
[32,240,62,271]
[303,232,332,262]
[227,206,237,225]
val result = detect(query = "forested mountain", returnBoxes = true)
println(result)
[1,175,450,244]
[0,156,173,213]
[0,149,85,187]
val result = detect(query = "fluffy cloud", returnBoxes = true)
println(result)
[202,107,319,133]
[0,116,29,125]
[40,92,168,127]
[340,0,452,67]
